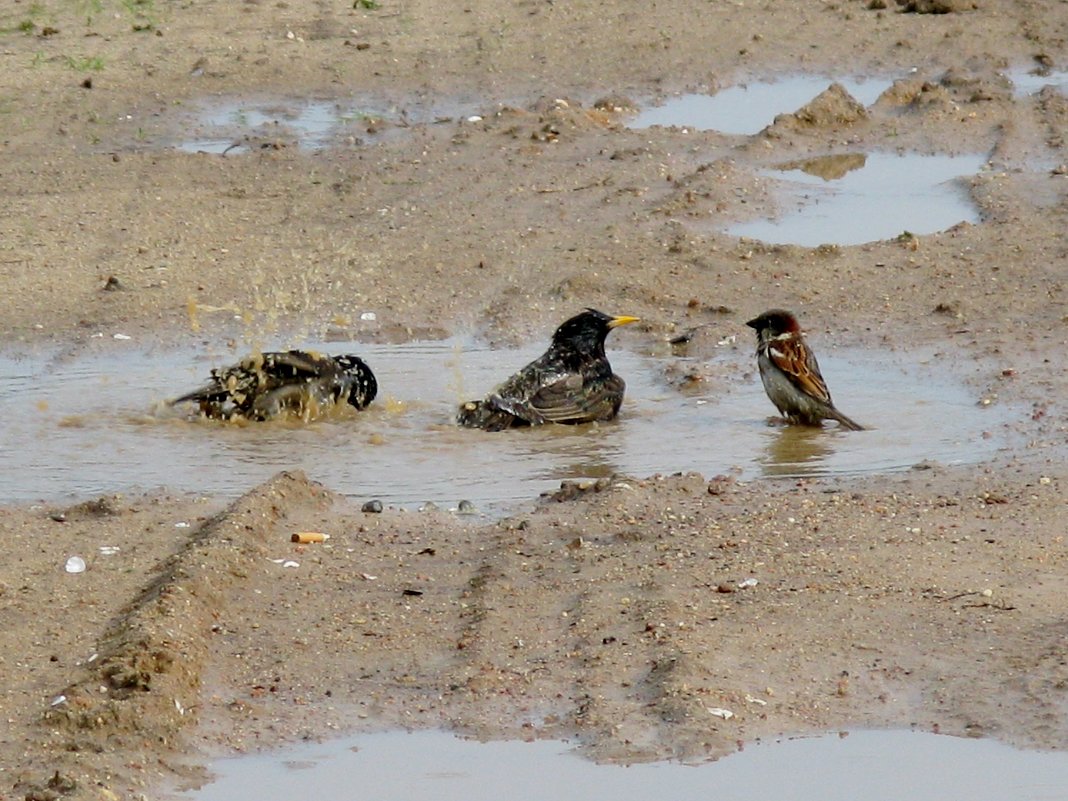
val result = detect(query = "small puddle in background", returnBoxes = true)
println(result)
[727,151,987,246]
[174,97,447,153]
[1009,66,1068,96]
[629,75,893,135]
[0,339,1012,513]
[177,729,1068,801]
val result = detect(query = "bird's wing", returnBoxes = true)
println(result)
[171,350,332,407]
[260,350,336,380]
[527,373,621,424]
[767,336,832,404]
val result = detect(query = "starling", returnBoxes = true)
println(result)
[171,350,377,421]
[745,309,864,430]
[457,308,640,431]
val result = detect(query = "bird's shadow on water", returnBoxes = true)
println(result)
[0,340,1016,512]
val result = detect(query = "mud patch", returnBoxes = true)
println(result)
[17,472,330,801]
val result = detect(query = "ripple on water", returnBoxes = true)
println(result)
[0,339,1013,512]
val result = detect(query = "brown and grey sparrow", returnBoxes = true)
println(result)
[746,309,864,430]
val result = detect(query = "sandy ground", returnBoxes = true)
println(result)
[1,0,1067,798]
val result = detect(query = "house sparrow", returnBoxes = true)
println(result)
[745,309,864,430]
[171,350,377,421]
[457,308,640,431]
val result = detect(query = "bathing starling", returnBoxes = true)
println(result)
[745,309,864,430]
[457,308,640,431]
[171,350,377,421]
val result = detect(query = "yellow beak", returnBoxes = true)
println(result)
[608,315,640,329]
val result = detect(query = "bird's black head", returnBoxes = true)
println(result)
[550,308,640,354]
[334,355,378,410]
[746,309,801,337]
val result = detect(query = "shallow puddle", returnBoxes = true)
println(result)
[1009,66,1068,96]
[727,151,987,246]
[0,338,1011,512]
[629,75,892,135]
[174,97,439,153]
[178,728,1068,801]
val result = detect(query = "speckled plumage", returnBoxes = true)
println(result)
[457,308,639,431]
[172,350,377,421]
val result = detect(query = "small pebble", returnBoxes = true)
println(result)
[457,499,477,514]
[361,499,383,513]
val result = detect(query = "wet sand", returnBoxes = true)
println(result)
[1,1,1067,798]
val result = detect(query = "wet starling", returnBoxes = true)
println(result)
[171,350,377,421]
[457,308,640,431]
[745,309,864,430]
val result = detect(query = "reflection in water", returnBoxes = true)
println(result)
[0,340,1011,512]
[178,728,1068,801]
[777,153,867,181]
[1008,66,1068,96]
[759,424,835,477]
[728,151,987,247]
[629,75,893,135]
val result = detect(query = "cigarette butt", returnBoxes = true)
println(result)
[291,531,327,544]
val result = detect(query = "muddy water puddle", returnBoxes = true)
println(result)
[728,151,987,246]
[629,76,987,245]
[178,728,1068,801]
[0,339,1011,512]
[173,96,451,153]
[630,75,892,135]
[1010,66,1068,96]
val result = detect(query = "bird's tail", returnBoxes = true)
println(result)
[828,406,865,431]
[169,387,209,406]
